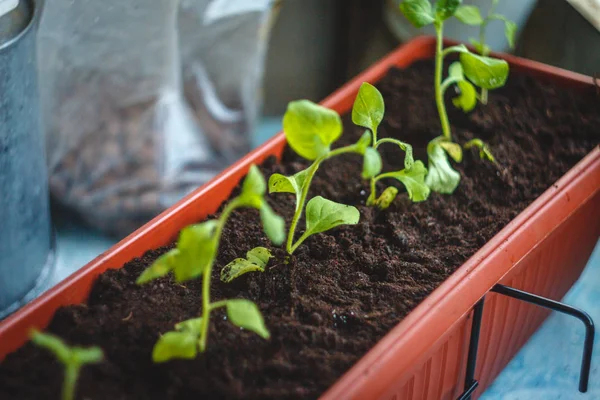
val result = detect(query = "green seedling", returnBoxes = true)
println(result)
[30,330,103,400]
[352,82,430,209]
[136,165,284,361]
[454,0,516,104]
[221,246,273,283]
[399,0,509,193]
[269,100,362,254]
[464,138,495,162]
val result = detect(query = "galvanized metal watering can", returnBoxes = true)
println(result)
[0,0,53,318]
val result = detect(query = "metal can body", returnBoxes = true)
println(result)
[0,0,53,317]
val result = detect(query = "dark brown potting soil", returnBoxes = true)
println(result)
[1,60,598,400]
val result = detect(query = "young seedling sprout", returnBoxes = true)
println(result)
[399,0,510,193]
[136,165,285,361]
[456,0,516,104]
[30,330,103,400]
[352,82,430,209]
[269,100,364,254]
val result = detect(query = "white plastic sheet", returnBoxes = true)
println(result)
[39,0,275,236]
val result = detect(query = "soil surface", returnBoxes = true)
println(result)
[1,60,598,400]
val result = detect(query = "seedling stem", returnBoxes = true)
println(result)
[435,21,452,141]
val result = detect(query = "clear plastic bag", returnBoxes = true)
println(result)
[39,0,275,237]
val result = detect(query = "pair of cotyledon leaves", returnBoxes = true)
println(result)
[30,330,103,369]
[352,83,431,203]
[151,299,270,362]
[136,165,284,286]
[351,81,462,198]
[280,83,430,205]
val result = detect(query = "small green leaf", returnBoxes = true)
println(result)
[362,147,382,179]
[396,140,415,170]
[449,61,464,79]
[483,147,495,162]
[439,141,463,162]
[488,14,517,48]
[378,138,414,169]
[464,138,496,162]
[305,196,360,237]
[399,0,435,28]
[72,347,104,365]
[469,38,490,55]
[352,82,385,134]
[268,169,308,197]
[260,203,285,246]
[136,249,179,284]
[30,330,72,364]
[374,187,399,210]
[239,165,268,209]
[435,0,462,20]
[242,165,266,197]
[452,80,477,112]
[355,131,373,155]
[226,299,271,339]
[174,220,219,282]
[268,169,309,211]
[30,330,103,366]
[445,43,469,55]
[175,318,203,335]
[238,166,286,245]
[459,52,509,89]
[425,139,461,194]
[382,161,431,202]
[283,100,342,160]
[246,247,273,267]
[152,331,198,363]
[221,259,265,283]
[454,5,483,25]
[221,247,273,283]
[504,20,517,48]
[239,194,262,209]
[268,173,295,194]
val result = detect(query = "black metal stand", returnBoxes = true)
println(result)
[458,298,484,400]
[456,284,595,400]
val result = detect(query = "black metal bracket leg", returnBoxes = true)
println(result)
[491,284,595,393]
[457,298,484,400]
[456,284,595,400]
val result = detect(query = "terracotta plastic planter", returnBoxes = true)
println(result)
[1,37,599,399]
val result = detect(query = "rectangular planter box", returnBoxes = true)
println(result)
[1,37,599,399]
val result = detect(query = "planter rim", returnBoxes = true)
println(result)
[1,35,598,399]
